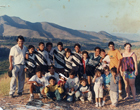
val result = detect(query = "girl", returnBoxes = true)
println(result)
[92,69,103,107]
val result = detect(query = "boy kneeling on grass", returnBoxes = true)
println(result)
[28,66,49,101]
[43,77,64,102]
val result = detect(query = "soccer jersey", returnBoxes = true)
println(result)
[53,48,65,69]
[108,49,122,69]
[47,48,55,64]
[25,52,36,69]
[72,51,82,67]
[64,55,73,72]
[34,49,51,66]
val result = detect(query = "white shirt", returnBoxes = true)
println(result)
[45,72,59,83]
[29,75,49,87]
[93,76,103,87]
[98,55,110,70]
[9,44,27,65]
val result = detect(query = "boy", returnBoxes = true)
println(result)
[28,66,49,101]
[53,42,65,73]
[72,43,82,78]
[108,41,123,99]
[35,42,51,75]
[102,66,111,106]
[44,77,64,101]
[64,48,73,77]
[45,65,59,83]
[110,67,120,108]
[65,70,80,102]
[25,45,36,81]
[86,47,101,87]
[82,51,89,78]
[98,49,110,71]
[46,42,54,64]
[78,78,92,103]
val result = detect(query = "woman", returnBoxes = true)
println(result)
[120,43,138,101]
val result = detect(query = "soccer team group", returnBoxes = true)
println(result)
[8,35,138,108]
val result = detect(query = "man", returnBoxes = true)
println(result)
[9,35,27,98]
[108,41,123,99]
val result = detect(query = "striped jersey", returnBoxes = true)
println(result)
[64,55,73,72]
[72,51,82,67]
[25,52,36,69]
[34,50,51,66]
[53,48,65,69]
[47,48,55,64]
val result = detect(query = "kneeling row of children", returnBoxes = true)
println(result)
[28,66,119,108]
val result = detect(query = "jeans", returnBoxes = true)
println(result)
[9,65,25,95]
[46,90,61,101]
[67,91,81,102]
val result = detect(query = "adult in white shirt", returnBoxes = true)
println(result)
[9,35,27,98]
[45,65,59,83]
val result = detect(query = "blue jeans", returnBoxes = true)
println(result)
[46,90,61,101]
[67,91,81,102]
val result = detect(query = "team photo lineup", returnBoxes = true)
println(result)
[8,35,138,108]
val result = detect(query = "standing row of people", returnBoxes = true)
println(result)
[9,35,138,108]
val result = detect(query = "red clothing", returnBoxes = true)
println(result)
[57,80,66,85]
[82,58,86,74]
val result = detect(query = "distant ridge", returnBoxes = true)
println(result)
[0,15,132,44]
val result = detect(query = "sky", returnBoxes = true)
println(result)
[0,0,140,39]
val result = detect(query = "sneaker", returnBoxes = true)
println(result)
[18,92,22,96]
[38,93,43,99]
[102,101,105,106]
[9,94,14,98]
[99,103,102,107]
[29,95,34,101]
[95,103,98,107]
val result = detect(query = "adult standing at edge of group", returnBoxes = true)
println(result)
[120,43,138,101]
[9,35,27,98]
[107,41,123,99]
[86,47,101,89]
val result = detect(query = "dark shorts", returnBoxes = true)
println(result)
[55,68,64,74]
[103,88,110,96]
[26,68,35,78]
[86,65,96,76]
[33,85,44,93]
[41,65,49,75]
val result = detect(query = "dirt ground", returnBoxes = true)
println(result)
[0,84,140,110]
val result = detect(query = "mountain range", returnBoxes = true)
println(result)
[0,15,132,44]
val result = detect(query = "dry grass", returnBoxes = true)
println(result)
[0,73,11,96]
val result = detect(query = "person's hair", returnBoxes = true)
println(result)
[101,49,105,53]
[35,66,42,73]
[69,70,76,76]
[48,65,55,69]
[80,78,87,84]
[82,51,89,55]
[95,69,101,77]
[94,47,101,52]
[39,42,44,46]
[108,41,115,47]
[16,35,25,42]
[103,66,110,71]
[28,45,35,50]
[48,76,56,82]
[74,43,81,48]
[111,67,117,73]
[65,48,71,55]
[46,42,53,47]
[124,43,132,47]
[57,42,63,47]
